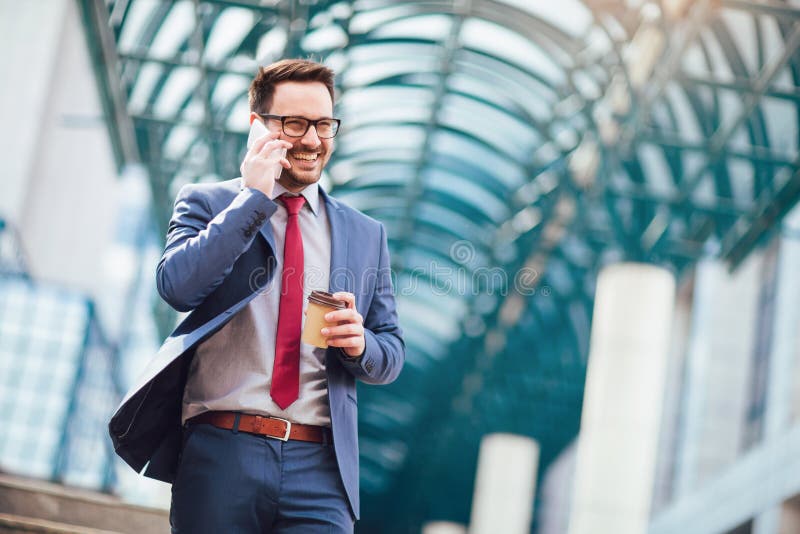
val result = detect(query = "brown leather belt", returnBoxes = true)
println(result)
[189,411,331,444]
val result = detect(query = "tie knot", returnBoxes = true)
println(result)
[280,194,306,216]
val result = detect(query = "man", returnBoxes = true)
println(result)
[108,59,405,533]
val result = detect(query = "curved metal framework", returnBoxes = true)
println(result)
[81,0,800,530]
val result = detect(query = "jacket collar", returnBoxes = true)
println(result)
[255,185,349,294]
[270,182,320,216]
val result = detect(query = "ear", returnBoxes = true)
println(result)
[249,112,258,125]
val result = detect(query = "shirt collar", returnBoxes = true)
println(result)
[271,182,320,216]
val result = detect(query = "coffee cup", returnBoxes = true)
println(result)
[302,290,346,348]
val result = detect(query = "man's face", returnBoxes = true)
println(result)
[264,81,334,191]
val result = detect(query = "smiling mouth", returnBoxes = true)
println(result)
[291,152,319,162]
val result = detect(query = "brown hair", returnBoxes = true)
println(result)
[248,59,335,113]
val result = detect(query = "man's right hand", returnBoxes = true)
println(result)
[240,131,292,197]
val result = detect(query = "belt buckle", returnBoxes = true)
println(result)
[270,416,292,442]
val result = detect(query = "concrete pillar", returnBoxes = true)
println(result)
[538,441,576,534]
[568,263,676,534]
[675,255,761,495]
[469,434,540,534]
[422,522,467,534]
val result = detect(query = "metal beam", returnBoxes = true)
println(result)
[722,0,800,19]
[118,51,254,76]
[722,165,800,268]
[601,179,750,216]
[77,0,141,169]
[709,22,800,154]
[678,73,800,103]
[642,131,799,169]
[661,19,800,251]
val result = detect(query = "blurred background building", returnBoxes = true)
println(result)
[1,0,800,533]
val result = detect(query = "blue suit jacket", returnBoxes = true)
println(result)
[108,178,405,518]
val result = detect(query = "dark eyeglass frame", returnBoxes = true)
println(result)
[256,114,341,139]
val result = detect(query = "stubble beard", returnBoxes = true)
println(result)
[278,166,322,191]
[278,147,329,191]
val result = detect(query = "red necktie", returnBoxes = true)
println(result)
[271,194,306,409]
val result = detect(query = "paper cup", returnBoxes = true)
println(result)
[302,290,346,348]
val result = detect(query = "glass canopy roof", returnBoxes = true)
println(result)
[81,0,800,530]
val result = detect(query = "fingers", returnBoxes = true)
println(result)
[257,138,292,158]
[248,130,279,156]
[324,292,360,322]
[321,309,363,348]
[321,322,362,337]
[324,307,362,324]
[331,292,356,309]
[322,328,365,354]
[242,137,293,177]
[321,292,365,355]
[245,131,290,163]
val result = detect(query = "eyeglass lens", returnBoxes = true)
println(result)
[283,117,338,138]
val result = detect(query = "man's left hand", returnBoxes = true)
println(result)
[321,292,365,358]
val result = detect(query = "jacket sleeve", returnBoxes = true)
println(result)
[156,184,278,312]
[338,223,405,385]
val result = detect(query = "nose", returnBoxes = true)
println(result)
[300,124,321,148]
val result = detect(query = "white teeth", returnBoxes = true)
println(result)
[292,153,318,161]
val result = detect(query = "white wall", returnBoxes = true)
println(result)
[650,423,800,534]
[651,211,800,533]
[0,0,171,510]
[0,0,120,296]
[0,0,67,222]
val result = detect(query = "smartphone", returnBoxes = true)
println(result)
[247,118,269,150]
[247,119,287,180]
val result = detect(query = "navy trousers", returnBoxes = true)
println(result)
[170,423,354,533]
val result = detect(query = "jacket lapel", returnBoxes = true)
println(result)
[259,216,277,255]
[323,189,349,293]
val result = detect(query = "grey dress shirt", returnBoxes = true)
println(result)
[181,181,333,426]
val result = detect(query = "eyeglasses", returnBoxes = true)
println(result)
[257,114,341,139]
